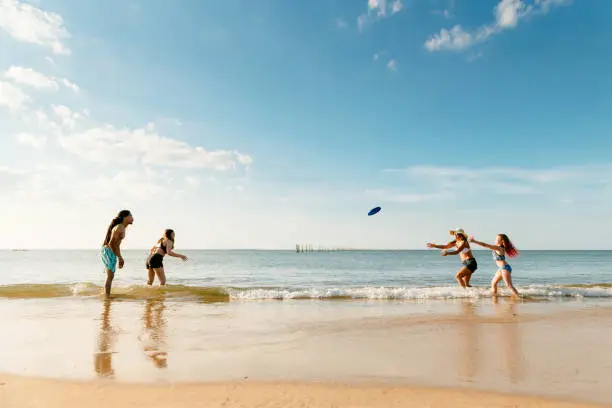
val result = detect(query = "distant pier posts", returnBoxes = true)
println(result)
[295,244,347,253]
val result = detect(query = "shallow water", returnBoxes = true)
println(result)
[1,250,611,300]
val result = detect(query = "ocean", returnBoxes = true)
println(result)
[1,249,611,300]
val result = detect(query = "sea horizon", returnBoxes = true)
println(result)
[5,248,612,251]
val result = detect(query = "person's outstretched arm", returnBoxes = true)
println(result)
[426,240,456,249]
[165,241,188,261]
[469,237,503,252]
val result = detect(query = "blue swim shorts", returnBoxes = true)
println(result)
[101,246,117,273]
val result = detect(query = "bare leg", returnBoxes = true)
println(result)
[464,272,473,287]
[501,269,520,297]
[455,267,471,288]
[491,270,502,295]
[104,269,114,297]
[154,267,166,286]
[147,268,155,285]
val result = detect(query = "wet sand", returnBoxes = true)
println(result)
[1,297,612,406]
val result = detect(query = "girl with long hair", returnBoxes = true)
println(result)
[145,229,188,286]
[427,228,478,288]
[469,234,521,297]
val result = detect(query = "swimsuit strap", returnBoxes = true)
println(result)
[492,250,505,261]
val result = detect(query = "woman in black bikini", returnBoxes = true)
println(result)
[426,228,478,288]
[146,229,188,286]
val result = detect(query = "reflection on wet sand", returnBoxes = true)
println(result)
[492,297,525,383]
[456,298,525,385]
[140,297,168,369]
[93,299,115,378]
[458,301,479,382]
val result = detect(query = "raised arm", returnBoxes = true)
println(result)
[165,240,188,261]
[469,237,503,252]
[426,240,456,250]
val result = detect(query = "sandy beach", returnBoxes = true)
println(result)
[2,376,607,408]
[2,296,612,407]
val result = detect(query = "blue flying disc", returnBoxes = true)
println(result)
[368,206,381,216]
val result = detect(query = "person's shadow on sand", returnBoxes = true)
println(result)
[94,299,116,378]
[139,296,168,369]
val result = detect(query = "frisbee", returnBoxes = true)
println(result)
[368,206,381,216]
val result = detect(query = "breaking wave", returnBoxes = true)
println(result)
[0,283,611,302]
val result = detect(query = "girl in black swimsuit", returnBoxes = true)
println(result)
[426,228,478,288]
[146,229,188,286]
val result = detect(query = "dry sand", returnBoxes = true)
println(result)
[1,376,608,408]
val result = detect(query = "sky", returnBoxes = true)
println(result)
[0,0,611,250]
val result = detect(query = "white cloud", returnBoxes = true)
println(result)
[0,0,71,55]
[425,25,474,52]
[0,80,30,112]
[0,166,28,190]
[51,104,84,129]
[424,0,571,52]
[52,104,72,119]
[388,165,587,183]
[433,0,455,19]
[387,59,398,71]
[391,0,403,14]
[80,168,169,202]
[357,14,368,31]
[186,176,200,187]
[468,51,484,62]
[536,0,572,13]
[1,66,252,180]
[368,0,387,16]
[15,132,46,149]
[495,0,527,28]
[5,66,59,90]
[359,0,403,30]
[60,78,79,93]
[366,189,451,203]
[336,18,348,29]
[3,66,79,93]
[45,57,55,65]
[58,122,252,171]
[384,164,612,201]
[30,108,62,133]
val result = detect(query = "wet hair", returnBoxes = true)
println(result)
[103,210,131,246]
[158,229,175,245]
[499,234,519,258]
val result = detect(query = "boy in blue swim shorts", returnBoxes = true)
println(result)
[101,210,134,297]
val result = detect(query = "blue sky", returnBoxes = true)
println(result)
[1,0,611,249]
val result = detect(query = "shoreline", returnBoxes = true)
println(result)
[1,375,607,408]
